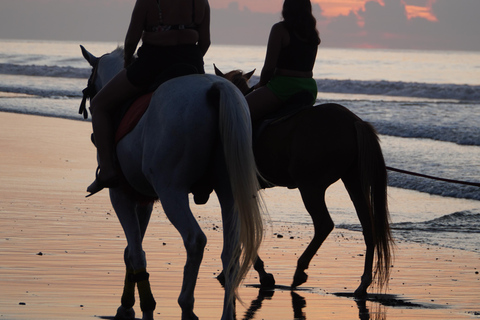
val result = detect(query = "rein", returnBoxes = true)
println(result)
[79,55,105,119]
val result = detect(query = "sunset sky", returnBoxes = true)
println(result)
[0,0,479,51]
[209,0,437,20]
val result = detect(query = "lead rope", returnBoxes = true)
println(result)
[387,166,480,188]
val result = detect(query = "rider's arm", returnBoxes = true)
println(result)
[124,0,147,68]
[257,22,286,88]
[196,0,211,56]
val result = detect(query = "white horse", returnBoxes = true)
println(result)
[80,46,264,320]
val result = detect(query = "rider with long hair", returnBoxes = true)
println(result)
[87,0,211,196]
[246,0,320,121]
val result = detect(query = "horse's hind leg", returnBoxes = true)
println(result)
[342,175,374,297]
[216,256,275,289]
[158,190,206,320]
[254,256,276,288]
[110,189,156,320]
[292,186,334,288]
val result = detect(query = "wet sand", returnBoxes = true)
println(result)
[0,111,479,319]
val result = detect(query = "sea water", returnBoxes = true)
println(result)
[1,39,479,252]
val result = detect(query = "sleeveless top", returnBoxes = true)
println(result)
[147,0,197,32]
[276,26,318,72]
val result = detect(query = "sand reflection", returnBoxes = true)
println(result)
[240,285,453,320]
[242,285,386,320]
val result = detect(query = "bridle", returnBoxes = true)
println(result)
[78,55,106,119]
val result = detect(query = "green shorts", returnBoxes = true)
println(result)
[266,76,317,104]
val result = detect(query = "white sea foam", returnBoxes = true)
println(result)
[1,40,479,252]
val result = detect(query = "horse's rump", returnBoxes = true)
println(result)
[253,103,360,188]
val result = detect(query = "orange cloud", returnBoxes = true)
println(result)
[313,0,384,17]
[313,0,365,17]
[210,0,438,23]
[314,0,437,21]
[405,5,437,21]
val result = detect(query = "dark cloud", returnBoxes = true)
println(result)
[362,0,408,34]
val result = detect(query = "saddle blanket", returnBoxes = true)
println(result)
[115,92,154,144]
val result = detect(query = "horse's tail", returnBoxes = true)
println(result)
[355,120,393,291]
[210,80,264,302]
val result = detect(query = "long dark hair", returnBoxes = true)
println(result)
[282,0,320,44]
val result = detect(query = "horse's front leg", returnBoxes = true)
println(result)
[110,189,156,320]
[292,187,333,288]
[117,249,136,320]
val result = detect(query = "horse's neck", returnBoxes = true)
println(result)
[97,50,124,89]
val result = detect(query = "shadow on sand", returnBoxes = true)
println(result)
[243,284,447,320]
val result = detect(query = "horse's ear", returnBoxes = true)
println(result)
[80,45,99,67]
[213,64,224,77]
[244,69,256,80]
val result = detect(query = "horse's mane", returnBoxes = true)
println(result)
[94,46,125,84]
[111,46,125,60]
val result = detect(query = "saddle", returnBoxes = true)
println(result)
[113,63,199,144]
[253,90,314,140]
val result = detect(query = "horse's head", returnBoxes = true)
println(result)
[78,45,124,118]
[81,45,124,91]
[214,64,255,96]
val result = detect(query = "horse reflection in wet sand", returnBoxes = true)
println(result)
[80,46,264,320]
[215,66,394,297]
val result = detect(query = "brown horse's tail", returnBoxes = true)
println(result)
[355,120,394,291]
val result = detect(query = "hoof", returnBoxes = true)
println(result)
[114,305,135,320]
[354,286,368,299]
[142,309,154,320]
[216,271,226,287]
[259,273,276,288]
[354,276,371,298]
[291,270,308,288]
[181,311,199,320]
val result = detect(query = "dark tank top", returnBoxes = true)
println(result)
[147,0,197,32]
[276,26,318,72]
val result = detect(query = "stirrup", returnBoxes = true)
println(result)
[86,167,119,197]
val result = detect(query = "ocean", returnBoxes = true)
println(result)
[0,39,479,253]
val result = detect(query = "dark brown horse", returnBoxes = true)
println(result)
[215,66,393,297]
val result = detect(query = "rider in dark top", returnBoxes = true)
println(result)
[87,0,210,196]
[246,0,320,121]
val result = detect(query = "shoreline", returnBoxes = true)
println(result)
[0,112,479,319]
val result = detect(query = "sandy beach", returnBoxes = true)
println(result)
[0,111,479,320]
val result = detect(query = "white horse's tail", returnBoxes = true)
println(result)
[210,80,264,302]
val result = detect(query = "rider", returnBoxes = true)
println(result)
[246,0,320,122]
[87,0,211,196]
